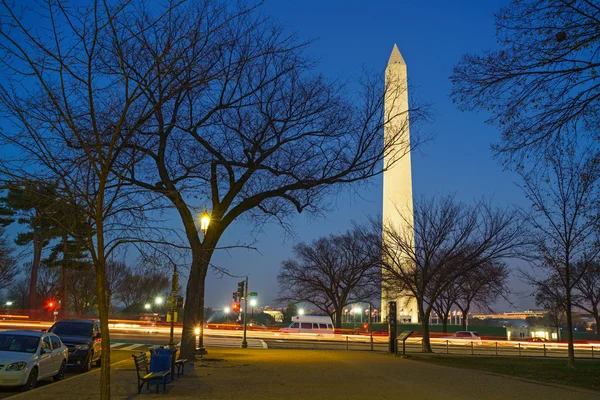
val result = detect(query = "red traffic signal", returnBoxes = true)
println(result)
[231,302,240,312]
[362,324,368,330]
[48,301,54,308]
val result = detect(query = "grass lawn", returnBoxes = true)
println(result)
[410,355,600,392]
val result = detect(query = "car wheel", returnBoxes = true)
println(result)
[81,352,92,372]
[21,367,38,391]
[54,360,66,382]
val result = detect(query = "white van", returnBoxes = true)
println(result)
[280,315,334,335]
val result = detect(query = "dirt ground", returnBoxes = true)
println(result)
[11,349,600,400]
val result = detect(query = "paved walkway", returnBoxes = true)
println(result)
[11,349,600,400]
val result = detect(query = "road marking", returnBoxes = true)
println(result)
[120,343,145,351]
[110,343,126,348]
[260,339,268,349]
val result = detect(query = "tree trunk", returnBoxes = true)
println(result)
[461,306,470,330]
[29,225,42,314]
[441,313,448,333]
[565,289,576,368]
[419,305,432,353]
[61,234,68,318]
[95,256,111,400]
[179,242,214,360]
[593,306,600,337]
[94,179,110,400]
[334,307,343,329]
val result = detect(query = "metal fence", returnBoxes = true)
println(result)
[266,333,600,360]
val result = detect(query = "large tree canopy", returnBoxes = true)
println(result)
[451,0,600,160]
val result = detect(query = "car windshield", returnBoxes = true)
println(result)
[472,332,480,337]
[0,334,39,353]
[50,322,93,337]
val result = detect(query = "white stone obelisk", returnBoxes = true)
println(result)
[380,44,419,324]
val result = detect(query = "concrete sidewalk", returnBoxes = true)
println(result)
[11,349,600,399]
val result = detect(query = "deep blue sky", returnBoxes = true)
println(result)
[2,0,535,311]
[205,0,534,311]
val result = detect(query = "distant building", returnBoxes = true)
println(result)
[506,326,560,341]
[263,310,283,322]
[471,309,547,320]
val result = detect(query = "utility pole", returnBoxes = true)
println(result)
[168,264,178,349]
[241,276,249,348]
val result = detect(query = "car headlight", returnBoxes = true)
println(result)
[75,344,89,351]
[6,362,27,371]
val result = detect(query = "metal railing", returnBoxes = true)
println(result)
[261,332,600,360]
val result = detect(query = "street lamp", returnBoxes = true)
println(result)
[5,301,12,306]
[224,307,230,313]
[144,303,151,310]
[353,307,362,324]
[249,298,257,322]
[155,297,164,305]
[298,308,305,316]
[200,211,210,235]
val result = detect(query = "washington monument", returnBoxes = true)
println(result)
[381,44,418,323]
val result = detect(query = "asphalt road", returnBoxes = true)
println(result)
[0,321,596,399]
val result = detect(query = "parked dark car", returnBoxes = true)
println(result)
[48,320,102,372]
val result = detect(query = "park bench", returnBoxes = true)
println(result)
[174,358,188,377]
[132,353,171,394]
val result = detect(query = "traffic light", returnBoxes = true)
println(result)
[232,292,237,303]
[48,301,54,308]
[232,302,240,312]
[362,323,368,330]
[176,296,184,309]
[237,281,245,299]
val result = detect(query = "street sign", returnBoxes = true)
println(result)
[248,292,258,296]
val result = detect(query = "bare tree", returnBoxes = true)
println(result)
[0,1,179,396]
[36,264,61,307]
[380,195,525,352]
[520,142,600,367]
[68,267,97,317]
[432,282,459,333]
[114,269,170,312]
[115,0,431,358]
[105,260,129,312]
[7,278,28,311]
[455,260,510,330]
[451,0,600,160]
[535,278,566,342]
[277,228,380,328]
[573,259,600,336]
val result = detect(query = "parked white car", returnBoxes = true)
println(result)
[443,331,482,345]
[0,330,68,391]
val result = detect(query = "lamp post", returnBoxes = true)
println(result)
[250,298,257,323]
[197,210,210,355]
[5,301,12,317]
[298,308,305,316]
[200,211,210,236]
[144,303,151,311]
[224,307,230,323]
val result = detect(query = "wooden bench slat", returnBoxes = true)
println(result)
[143,371,170,380]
